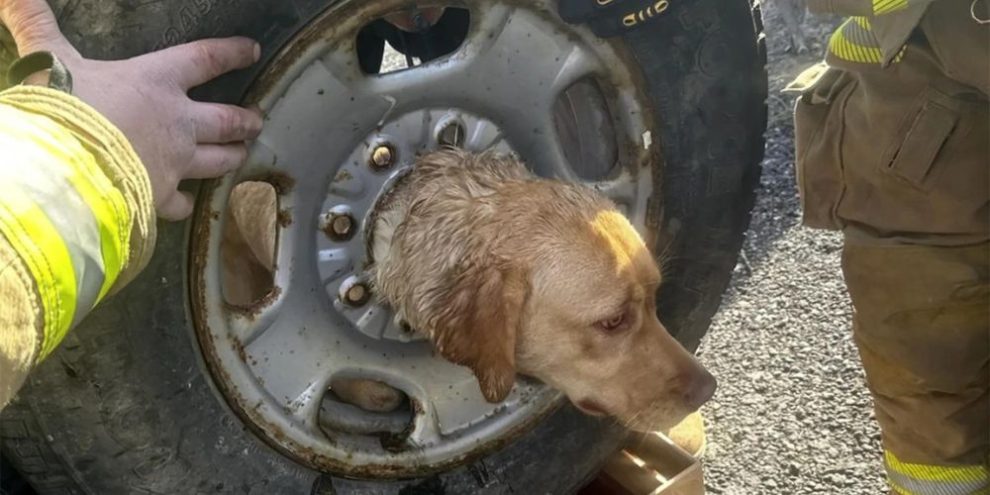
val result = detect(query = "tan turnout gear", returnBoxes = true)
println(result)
[793,0,990,493]
[0,83,155,409]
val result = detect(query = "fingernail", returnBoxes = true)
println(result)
[247,103,264,119]
[253,42,261,62]
[248,105,264,133]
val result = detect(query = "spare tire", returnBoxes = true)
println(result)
[0,0,766,493]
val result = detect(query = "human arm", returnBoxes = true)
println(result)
[0,0,262,407]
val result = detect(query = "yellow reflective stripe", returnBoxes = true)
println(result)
[892,480,990,495]
[885,451,989,484]
[0,87,153,298]
[829,17,884,64]
[10,103,131,304]
[57,142,129,303]
[893,45,907,64]
[0,186,77,360]
[890,478,917,495]
[0,102,130,310]
[0,99,134,361]
[874,0,908,14]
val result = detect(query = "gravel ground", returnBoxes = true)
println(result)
[697,8,887,495]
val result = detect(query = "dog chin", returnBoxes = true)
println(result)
[622,410,691,433]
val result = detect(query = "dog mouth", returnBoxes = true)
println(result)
[574,398,609,417]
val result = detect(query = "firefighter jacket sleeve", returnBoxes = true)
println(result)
[0,85,156,409]
[807,0,941,67]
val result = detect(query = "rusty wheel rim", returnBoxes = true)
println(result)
[189,0,656,478]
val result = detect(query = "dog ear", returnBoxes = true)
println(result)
[431,264,528,403]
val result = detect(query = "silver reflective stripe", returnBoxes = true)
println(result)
[0,137,106,326]
[887,464,990,495]
[889,475,988,495]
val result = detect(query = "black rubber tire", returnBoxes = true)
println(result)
[0,1,767,493]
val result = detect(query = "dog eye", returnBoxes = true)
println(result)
[597,312,628,333]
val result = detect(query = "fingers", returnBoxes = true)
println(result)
[157,143,247,220]
[192,103,263,144]
[124,36,260,221]
[0,0,76,56]
[158,190,195,222]
[186,144,248,179]
[155,37,260,89]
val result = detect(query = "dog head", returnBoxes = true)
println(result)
[515,206,716,431]
[415,157,715,432]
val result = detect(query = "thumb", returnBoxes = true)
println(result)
[158,190,194,222]
[0,0,76,57]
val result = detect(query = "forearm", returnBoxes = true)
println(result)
[0,85,156,408]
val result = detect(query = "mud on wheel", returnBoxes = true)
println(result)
[1,1,766,493]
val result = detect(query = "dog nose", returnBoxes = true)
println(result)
[680,369,717,410]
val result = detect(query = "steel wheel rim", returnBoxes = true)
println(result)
[189,0,657,478]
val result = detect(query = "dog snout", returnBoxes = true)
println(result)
[678,368,717,410]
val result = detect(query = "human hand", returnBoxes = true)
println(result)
[0,0,263,220]
[558,0,673,38]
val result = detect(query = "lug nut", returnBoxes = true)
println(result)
[332,215,352,235]
[344,283,370,306]
[370,144,395,170]
[322,211,355,241]
[437,121,465,148]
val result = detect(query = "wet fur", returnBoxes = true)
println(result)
[369,149,714,429]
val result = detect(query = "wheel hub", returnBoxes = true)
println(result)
[320,109,513,342]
